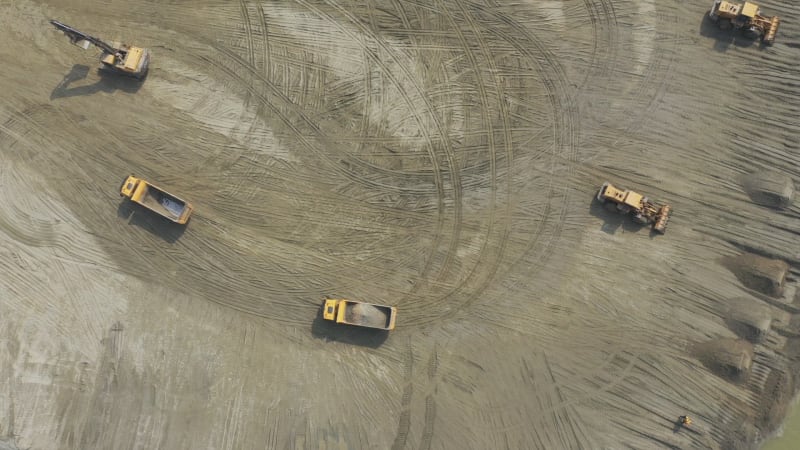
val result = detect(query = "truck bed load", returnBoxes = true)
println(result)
[323,298,397,330]
[120,175,193,224]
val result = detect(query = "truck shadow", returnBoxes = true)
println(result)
[310,308,389,348]
[50,64,144,100]
[589,197,650,236]
[698,13,762,52]
[117,200,186,244]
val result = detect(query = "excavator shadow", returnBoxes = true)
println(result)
[310,306,389,348]
[699,13,762,52]
[50,64,144,100]
[117,200,186,244]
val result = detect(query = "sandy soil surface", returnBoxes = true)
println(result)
[1,0,799,449]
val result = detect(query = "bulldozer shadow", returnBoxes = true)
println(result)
[50,64,144,100]
[310,307,389,348]
[589,198,654,236]
[699,13,762,52]
[117,200,186,244]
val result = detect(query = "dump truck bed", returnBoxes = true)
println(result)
[323,299,397,330]
[342,301,393,329]
[121,175,193,224]
[138,185,188,220]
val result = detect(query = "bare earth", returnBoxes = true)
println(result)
[1,0,800,449]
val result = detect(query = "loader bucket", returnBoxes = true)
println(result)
[763,16,779,44]
[653,205,671,234]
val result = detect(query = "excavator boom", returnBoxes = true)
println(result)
[50,20,118,56]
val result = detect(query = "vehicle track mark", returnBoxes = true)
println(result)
[308,0,461,286]
[466,1,577,276]
[238,0,256,65]
[391,340,414,450]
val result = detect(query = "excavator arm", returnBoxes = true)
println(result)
[50,20,119,56]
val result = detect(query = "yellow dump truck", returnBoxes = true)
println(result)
[323,298,397,331]
[120,175,193,224]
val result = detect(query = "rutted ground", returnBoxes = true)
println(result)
[0,0,799,448]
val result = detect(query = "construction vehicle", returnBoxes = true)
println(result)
[597,182,671,234]
[708,1,780,44]
[120,175,194,224]
[50,20,150,79]
[322,298,397,331]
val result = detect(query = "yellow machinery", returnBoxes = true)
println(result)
[708,1,780,44]
[597,182,671,234]
[323,298,397,331]
[50,20,150,79]
[120,175,194,224]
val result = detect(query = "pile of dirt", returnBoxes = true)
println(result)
[693,338,754,382]
[741,171,795,209]
[344,303,389,329]
[724,297,772,343]
[724,253,789,297]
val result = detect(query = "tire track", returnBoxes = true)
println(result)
[401,1,579,323]
[610,4,681,147]
[5,101,322,324]
[419,0,515,313]
[464,1,577,276]
[418,346,439,450]
[238,0,256,65]
[391,340,414,450]
[307,0,462,288]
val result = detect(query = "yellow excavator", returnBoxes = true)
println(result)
[50,20,150,80]
[597,182,671,234]
[708,1,780,44]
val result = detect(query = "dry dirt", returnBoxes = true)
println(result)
[1,0,800,449]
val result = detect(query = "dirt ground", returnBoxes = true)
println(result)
[1,0,799,449]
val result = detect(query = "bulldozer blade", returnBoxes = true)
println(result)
[653,205,671,234]
[764,16,779,44]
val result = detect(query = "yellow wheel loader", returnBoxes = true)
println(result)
[708,1,780,44]
[50,20,150,80]
[597,182,672,234]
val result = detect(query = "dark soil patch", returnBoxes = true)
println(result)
[720,420,758,450]
[755,369,793,433]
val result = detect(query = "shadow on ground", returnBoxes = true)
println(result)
[117,200,186,244]
[588,196,658,236]
[50,64,145,100]
[310,306,389,348]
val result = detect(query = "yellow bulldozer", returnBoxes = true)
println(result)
[708,1,780,44]
[597,182,671,234]
[50,20,150,80]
